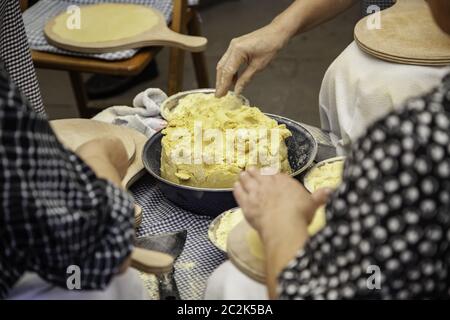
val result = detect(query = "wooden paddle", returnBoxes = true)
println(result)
[354,0,450,66]
[227,220,266,283]
[44,3,207,54]
[131,247,174,274]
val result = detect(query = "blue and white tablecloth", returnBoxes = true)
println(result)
[131,175,226,300]
[22,0,173,61]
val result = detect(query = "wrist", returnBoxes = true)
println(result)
[259,212,309,247]
[269,18,297,46]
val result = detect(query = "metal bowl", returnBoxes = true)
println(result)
[160,88,250,120]
[208,207,243,253]
[303,156,346,193]
[142,114,318,217]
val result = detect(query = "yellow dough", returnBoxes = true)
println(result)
[52,4,159,43]
[214,209,244,251]
[160,93,292,188]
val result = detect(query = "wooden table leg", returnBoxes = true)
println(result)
[68,71,93,118]
[188,10,210,89]
[168,0,189,95]
[168,48,185,95]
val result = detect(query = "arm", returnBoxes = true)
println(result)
[0,70,135,297]
[272,0,358,38]
[75,137,129,188]
[216,0,358,97]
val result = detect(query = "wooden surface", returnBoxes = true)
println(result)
[45,3,207,54]
[50,119,136,164]
[32,48,157,76]
[131,247,174,274]
[354,0,450,65]
[227,220,266,284]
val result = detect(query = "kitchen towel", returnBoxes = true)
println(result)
[92,88,167,137]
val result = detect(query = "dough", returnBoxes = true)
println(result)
[214,209,244,251]
[304,160,344,192]
[52,4,159,43]
[160,93,292,188]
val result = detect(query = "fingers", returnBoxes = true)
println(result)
[216,40,246,97]
[232,181,247,208]
[239,171,259,193]
[234,65,257,95]
[215,47,232,97]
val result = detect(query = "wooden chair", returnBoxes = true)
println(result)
[25,0,210,118]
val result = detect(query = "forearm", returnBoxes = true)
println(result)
[271,0,358,40]
[262,220,310,299]
[77,154,124,187]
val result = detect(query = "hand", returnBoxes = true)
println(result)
[233,168,332,298]
[233,168,331,240]
[76,137,128,182]
[215,22,290,97]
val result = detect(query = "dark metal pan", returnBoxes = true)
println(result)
[142,114,318,217]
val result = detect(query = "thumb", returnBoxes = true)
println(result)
[234,65,257,95]
[311,188,334,206]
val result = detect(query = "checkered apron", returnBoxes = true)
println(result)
[22,0,173,61]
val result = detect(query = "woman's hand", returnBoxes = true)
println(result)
[233,168,332,298]
[215,22,290,97]
[233,168,330,240]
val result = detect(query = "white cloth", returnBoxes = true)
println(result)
[204,261,268,300]
[93,88,168,137]
[319,41,450,155]
[7,269,149,300]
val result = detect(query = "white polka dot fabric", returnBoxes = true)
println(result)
[279,75,450,300]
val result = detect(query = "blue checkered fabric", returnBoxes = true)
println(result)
[22,0,173,61]
[131,175,227,300]
[362,0,395,16]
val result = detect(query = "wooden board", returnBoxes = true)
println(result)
[44,3,207,53]
[356,37,450,66]
[354,0,450,66]
[51,119,136,164]
[50,119,148,228]
[227,220,266,284]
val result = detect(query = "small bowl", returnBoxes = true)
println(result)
[160,88,250,121]
[208,207,243,253]
[303,156,346,193]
